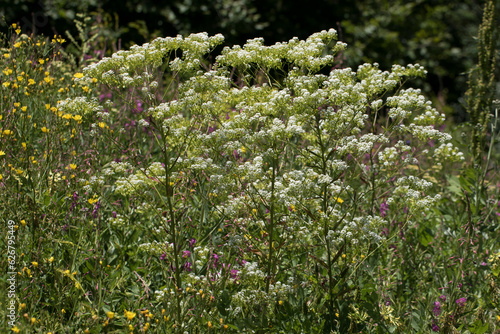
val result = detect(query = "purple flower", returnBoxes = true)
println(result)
[189,239,197,248]
[213,254,219,267]
[184,262,192,272]
[182,250,191,258]
[433,301,441,316]
[455,297,467,307]
[439,295,446,302]
[160,252,166,261]
[230,269,239,279]
[380,201,389,217]
[432,323,440,332]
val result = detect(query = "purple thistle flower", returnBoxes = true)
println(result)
[432,323,440,332]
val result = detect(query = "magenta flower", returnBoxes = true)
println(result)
[455,297,467,307]
[433,301,441,316]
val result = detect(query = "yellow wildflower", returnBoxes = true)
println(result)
[74,73,84,79]
[0,151,5,156]
[41,127,49,133]
[124,310,136,321]
[107,311,114,319]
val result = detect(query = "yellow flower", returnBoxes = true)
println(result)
[58,87,65,93]
[69,163,77,170]
[13,42,21,48]
[73,115,82,121]
[15,28,21,35]
[21,106,27,112]
[32,261,38,267]
[41,127,49,133]
[0,151,5,156]
[11,325,20,333]
[2,82,10,88]
[240,146,246,153]
[28,79,35,85]
[124,310,136,321]
[61,309,66,313]
[74,73,84,79]
[44,77,51,83]
[278,300,283,305]
[0,174,3,181]
[3,53,10,58]
[31,317,36,325]
[39,59,44,65]
[12,23,17,28]
[335,197,344,204]
[17,76,23,82]
[98,122,106,129]
[45,104,50,110]
[208,321,212,328]
[14,102,20,107]
[107,311,115,319]
[48,256,54,263]
[22,142,26,150]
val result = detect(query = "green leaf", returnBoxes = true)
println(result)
[418,228,433,247]
[468,319,489,334]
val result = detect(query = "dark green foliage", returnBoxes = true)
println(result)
[465,0,498,163]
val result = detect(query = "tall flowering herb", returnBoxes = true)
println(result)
[79,30,463,331]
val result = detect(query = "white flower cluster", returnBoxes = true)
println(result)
[217,29,345,71]
[83,32,225,86]
[138,240,173,256]
[57,96,102,116]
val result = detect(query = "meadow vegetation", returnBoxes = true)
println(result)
[0,7,499,334]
